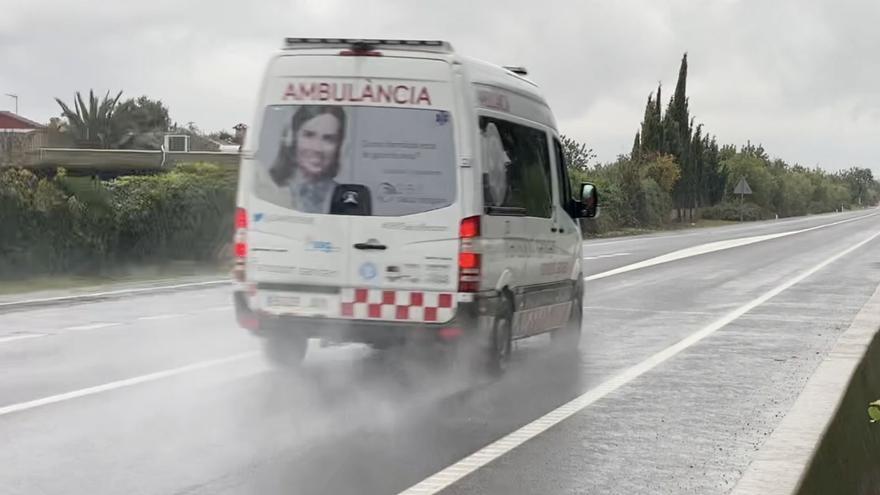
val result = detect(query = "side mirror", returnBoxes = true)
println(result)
[576,182,599,218]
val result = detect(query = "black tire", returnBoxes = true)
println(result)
[552,282,583,354]
[485,295,514,377]
[263,332,308,369]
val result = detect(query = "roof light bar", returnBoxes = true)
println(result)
[504,66,529,76]
[283,38,453,53]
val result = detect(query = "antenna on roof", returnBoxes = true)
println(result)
[503,66,529,76]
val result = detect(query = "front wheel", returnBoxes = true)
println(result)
[552,284,583,354]
[263,332,308,369]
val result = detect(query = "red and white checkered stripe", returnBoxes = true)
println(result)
[340,288,456,323]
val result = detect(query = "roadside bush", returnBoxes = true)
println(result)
[579,179,631,235]
[580,160,675,235]
[637,178,672,227]
[700,201,769,222]
[0,163,235,279]
[110,163,235,263]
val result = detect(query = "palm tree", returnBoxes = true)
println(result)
[54,90,123,149]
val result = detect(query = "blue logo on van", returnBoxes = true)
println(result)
[359,262,378,281]
[306,240,338,253]
[253,213,264,223]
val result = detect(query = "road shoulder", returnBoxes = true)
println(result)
[731,281,880,495]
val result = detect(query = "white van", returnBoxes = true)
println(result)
[233,38,598,372]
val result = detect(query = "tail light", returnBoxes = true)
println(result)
[234,207,248,267]
[458,216,481,293]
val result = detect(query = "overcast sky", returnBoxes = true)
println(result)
[2,0,878,173]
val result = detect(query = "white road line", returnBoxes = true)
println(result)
[584,212,878,281]
[583,233,702,247]
[582,252,631,260]
[0,351,259,417]
[581,211,875,248]
[0,334,47,345]
[399,229,880,495]
[0,279,229,309]
[200,306,232,312]
[137,313,185,321]
[582,306,714,316]
[64,322,121,331]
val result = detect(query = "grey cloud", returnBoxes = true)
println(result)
[1,0,877,173]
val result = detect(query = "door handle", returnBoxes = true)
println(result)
[354,242,387,250]
[551,227,558,233]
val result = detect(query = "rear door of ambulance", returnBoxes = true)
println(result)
[245,49,462,324]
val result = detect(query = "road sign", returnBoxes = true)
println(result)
[734,177,753,222]
[734,177,752,195]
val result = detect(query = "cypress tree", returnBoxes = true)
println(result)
[666,54,693,214]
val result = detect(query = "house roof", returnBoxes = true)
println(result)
[0,111,46,129]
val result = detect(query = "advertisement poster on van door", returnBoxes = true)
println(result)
[253,103,456,217]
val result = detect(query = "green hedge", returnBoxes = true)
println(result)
[700,201,772,222]
[0,163,235,279]
[578,176,674,235]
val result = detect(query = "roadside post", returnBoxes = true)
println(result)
[734,177,753,222]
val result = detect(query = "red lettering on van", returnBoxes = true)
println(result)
[318,83,330,101]
[334,83,347,102]
[282,83,296,100]
[282,82,433,106]
[416,87,432,106]
[298,83,315,99]
[377,85,392,103]
[393,85,409,104]
[478,90,510,112]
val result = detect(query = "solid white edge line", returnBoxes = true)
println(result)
[137,313,185,321]
[0,279,230,309]
[201,306,233,312]
[0,351,259,417]
[580,210,876,248]
[584,211,878,281]
[398,228,880,495]
[582,252,631,260]
[0,334,47,345]
[64,322,122,331]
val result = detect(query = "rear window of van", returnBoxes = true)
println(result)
[252,105,456,216]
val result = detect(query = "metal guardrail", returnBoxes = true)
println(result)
[12,148,241,173]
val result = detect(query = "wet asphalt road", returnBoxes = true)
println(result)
[1,208,879,495]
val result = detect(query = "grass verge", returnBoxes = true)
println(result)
[588,219,739,239]
[0,261,229,296]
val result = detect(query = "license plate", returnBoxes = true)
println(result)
[262,292,338,316]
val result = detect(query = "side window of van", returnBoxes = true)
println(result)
[479,116,553,218]
[553,138,574,213]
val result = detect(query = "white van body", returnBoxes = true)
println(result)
[233,39,594,369]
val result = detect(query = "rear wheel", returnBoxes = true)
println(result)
[263,332,308,369]
[485,296,513,376]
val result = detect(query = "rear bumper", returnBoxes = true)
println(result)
[233,290,500,345]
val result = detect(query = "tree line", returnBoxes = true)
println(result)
[563,54,880,231]
[52,90,244,150]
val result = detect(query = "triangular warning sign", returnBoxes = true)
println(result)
[734,177,753,195]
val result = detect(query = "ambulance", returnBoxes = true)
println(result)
[232,38,599,372]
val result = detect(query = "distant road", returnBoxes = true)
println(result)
[0,207,878,495]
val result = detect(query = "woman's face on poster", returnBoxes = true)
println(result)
[295,113,342,179]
